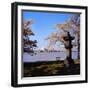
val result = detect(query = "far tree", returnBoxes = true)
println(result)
[23,19,37,55]
[69,15,80,59]
[45,32,58,51]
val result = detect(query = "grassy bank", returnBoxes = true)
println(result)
[23,60,80,77]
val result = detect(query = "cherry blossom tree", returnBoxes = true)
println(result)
[23,19,37,55]
[56,23,75,67]
[55,14,80,66]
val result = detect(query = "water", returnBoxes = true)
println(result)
[23,51,78,62]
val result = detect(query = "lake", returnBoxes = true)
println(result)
[23,51,78,62]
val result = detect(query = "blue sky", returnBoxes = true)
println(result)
[23,11,76,50]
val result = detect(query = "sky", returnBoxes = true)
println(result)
[22,11,77,50]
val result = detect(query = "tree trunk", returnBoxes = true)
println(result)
[64,32,74,67]
[77,37,80,59]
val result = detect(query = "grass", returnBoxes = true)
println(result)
[23,60,80,77]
